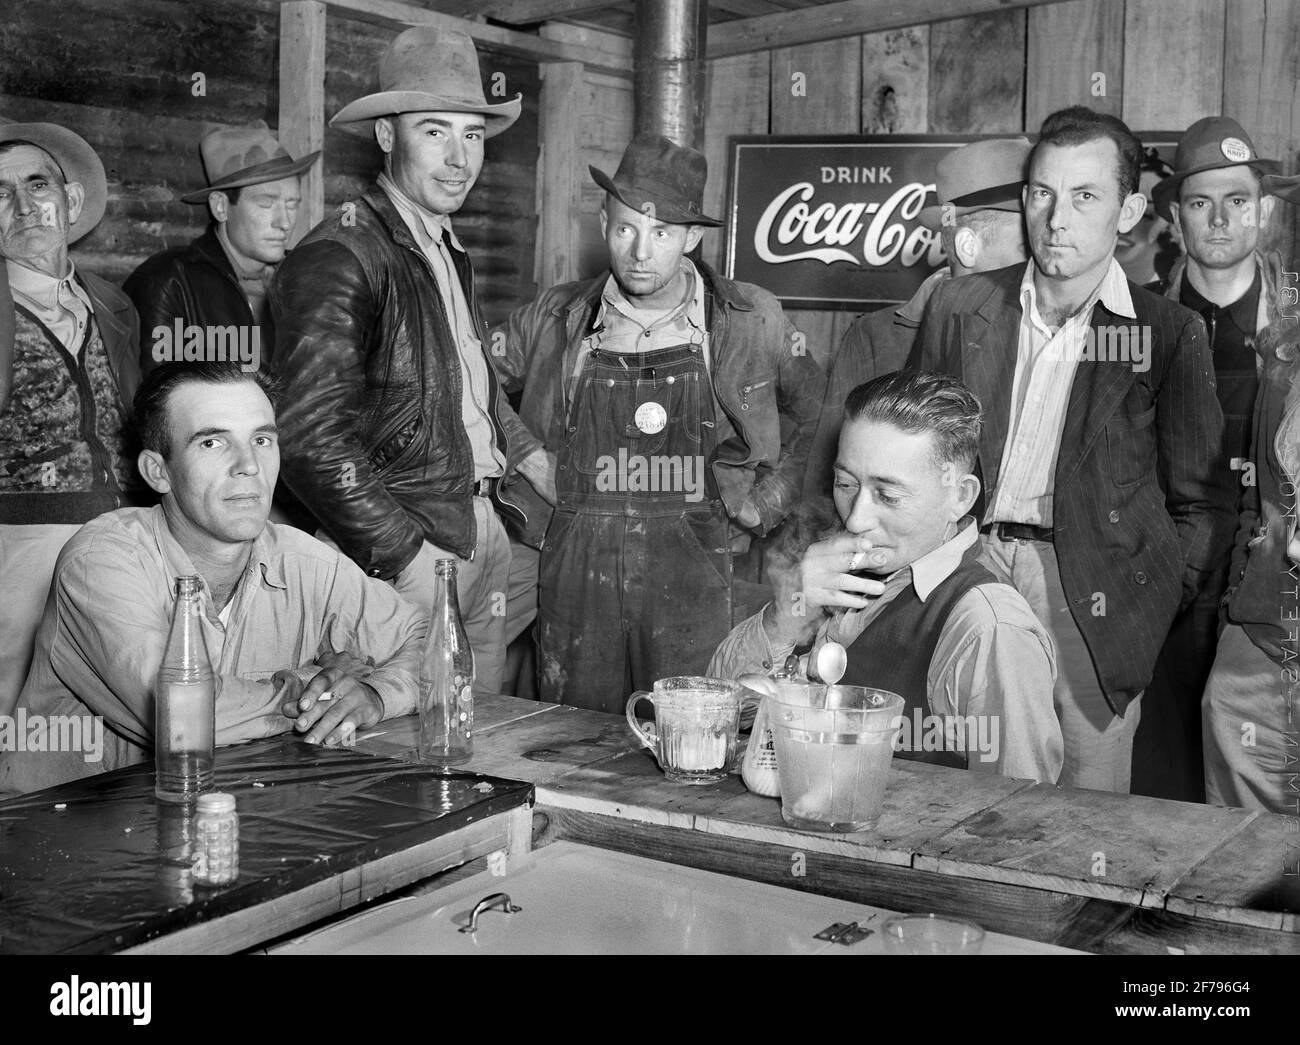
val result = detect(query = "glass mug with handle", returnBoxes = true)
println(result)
[625,676,759,784]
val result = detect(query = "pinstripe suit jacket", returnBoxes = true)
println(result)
[907,262,1236,714]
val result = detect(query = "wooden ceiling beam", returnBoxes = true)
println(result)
[425,0,619,23]
[325,0,632,75]
[708,0,1076,57]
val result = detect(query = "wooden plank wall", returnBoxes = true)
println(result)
[0,0,541,326]
[690,0,1300,371]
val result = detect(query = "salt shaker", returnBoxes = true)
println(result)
[194,792,239,886]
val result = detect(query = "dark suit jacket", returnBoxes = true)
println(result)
[907,262,1236,714]
[803,270,946,498]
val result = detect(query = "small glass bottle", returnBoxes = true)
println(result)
[418,559,475,768]
[193,792,239,886]
[155,575,215,802]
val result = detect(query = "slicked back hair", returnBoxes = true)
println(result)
[1032,105,1144,198]
[134,361,281,460]
[843,369,982,473]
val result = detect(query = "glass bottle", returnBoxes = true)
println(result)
[418,559,474,768]
[155,575,216,801]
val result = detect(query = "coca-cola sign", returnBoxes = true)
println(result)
[725,135,988,309]
[724,133,1181,310]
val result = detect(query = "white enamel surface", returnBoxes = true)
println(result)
[270,842,1082,956]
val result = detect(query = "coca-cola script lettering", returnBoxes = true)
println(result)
[754,181,945,268]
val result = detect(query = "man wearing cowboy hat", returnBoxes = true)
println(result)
[908,105,1235,794]
[0,118,142,718]
[805,138,1031,497]
[124,121,319,373]
[269,27,548,697]
[1137,116,1287,802]
[494,133,825,712]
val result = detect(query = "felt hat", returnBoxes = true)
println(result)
[331,26,521,139]
[589,134,722,227]
[918,138,1031,231]
[1152,116,1280,221]
[180,120,320,204]
[0,119,107,242]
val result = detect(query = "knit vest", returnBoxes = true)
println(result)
[1,305,130,524]
[840,540,998,769]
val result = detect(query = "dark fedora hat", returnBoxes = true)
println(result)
[180,121,320,204]
[917,138,1031,231]
[590,134,722,227]
[0,119,107,243]
[1153,116,1280,221]
[331,26,521,139]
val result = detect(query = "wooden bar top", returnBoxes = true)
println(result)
[356,694,1300,954]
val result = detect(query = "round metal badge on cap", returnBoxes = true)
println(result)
[1221,137,1252,163]
[634,401,668,435]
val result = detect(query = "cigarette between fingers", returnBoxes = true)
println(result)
[317,691,332,702]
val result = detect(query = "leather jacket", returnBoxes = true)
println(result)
[267,187,538,577]
[123,227,271,372]
[494,263,826,548]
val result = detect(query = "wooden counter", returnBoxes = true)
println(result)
[357,694,1300,955]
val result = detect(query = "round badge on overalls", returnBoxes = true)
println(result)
[635,401,668,435]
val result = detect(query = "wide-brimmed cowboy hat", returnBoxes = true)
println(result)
[918,138,1031,231]
[180,121,320,204]
[1153,116,1280,221]
[0,119,107,243]
[331,26,521,139]
[590,134,722,227]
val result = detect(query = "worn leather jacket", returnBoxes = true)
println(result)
[267,187,539,577]
[494,263,826,548]
[123,227,271,373]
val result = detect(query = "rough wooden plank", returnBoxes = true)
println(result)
[1164,811,1300,932]
[701,50,770,271]
[535,804,1131,950]
[1025,0,1125,128]
[928,9,1027,134]
[769,37,862,136]
[279,1,327,246]
[354,694,560,761]
[767,42,861,349]
[708,0,1073,59]
[420,704,639,784]
[438,0,613,23]
[700,759,1035,867]
[539,749,752,830]
[1098,906,1300,955]
[911,783,1252,909]
[536,60,586,288]
[539,19,633,71]
[1223,0,1300,268]
[1121,0,1226,131]
[326,0,632,76]
[861,26,930,134]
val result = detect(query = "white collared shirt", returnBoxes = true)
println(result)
[988,258,1136,527]
[707,516,1063,784]
[6,258,93,355]
[378,172,504,481]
